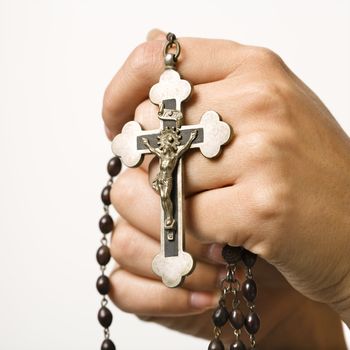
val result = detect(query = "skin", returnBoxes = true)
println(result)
[102,29,350,348]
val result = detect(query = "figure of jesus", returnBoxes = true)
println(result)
[142,128,198,230]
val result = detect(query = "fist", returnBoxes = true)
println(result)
[102,31,350,344]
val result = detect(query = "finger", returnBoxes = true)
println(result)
[109,268,218,316]
[111,167,255,250]
[114,94,239,195]
[133,78,265,181]
[146,28,165,41]
[133,79,240,131]
[110,167,211,248]
[110,218,229,291]
[111,169,210,259]
[206,243,291,289]
[102,36,245,137]
[112,156,235,212]
[186,182,254,245]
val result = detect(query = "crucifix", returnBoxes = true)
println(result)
[111,37,232,288]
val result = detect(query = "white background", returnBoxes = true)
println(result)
[0,0,349,349]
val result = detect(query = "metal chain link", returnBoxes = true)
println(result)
[245,265,258,349]
[97,167,117,346]
[163,32,181,68]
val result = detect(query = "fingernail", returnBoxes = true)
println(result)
[206,243,225,264]
[190,292,218,310]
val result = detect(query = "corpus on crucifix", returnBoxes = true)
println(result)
[142,127,198,230]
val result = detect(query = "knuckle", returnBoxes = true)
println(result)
[250,185,281,220]
[110,223,135,265]
[109,270,130,311]
[244,131,279,162]
[134,100,158,129]
[242,132,295,223]
[250,181,291,222]
[128,41,161,78]
[102,83,116,121]
[251,46,284,66]
[244,129,297,168]
[110,169,134,212]
[134,101,148,126]
[245,80,286,115]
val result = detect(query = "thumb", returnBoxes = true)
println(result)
[146,28,166,41]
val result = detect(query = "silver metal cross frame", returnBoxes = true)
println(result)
[112,38,232,288]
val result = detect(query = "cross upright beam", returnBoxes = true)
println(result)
[112,68,231,287]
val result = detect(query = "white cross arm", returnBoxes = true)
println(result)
[185,110,232,158]
[111,121,159,167]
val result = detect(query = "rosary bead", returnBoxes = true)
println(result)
[101,339,116,350]
[208,339,225,350]
[101,185,112,206]
[99,214,114,234]
[96,245,111,266]
[230,340,246,350]
[244,312,260,334]
[107,157,121,177]
[242,279,257,302]
[98,306,113,328]
[166,32,177,42]
[212,306,229,327]
[241,249,257,268]
[229,308,244,329]
[222,244,242,264]
[96,275,110,295]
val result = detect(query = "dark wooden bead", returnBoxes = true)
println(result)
[229,308,244,329]
[101,339,116,350]
[230,340,246,350]
[99,214,114,234]
[96,275,110,295]
[208,339,225,350]
[241,249,257,268]
[98,306,113,328]
[101,185,112,205]
[222,244,242,264]
[166,32,177,42]
[245,311,260,334]
[212,306,229,327]
[242,279,257,302]
[96,245,111,266]
[107,157,121,177]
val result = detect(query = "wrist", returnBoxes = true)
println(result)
[328,189,350,328]
[340,309,350,328]
[327,255,350,328]
[329,275,350,328]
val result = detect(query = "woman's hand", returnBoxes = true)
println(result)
[102,30,350,346]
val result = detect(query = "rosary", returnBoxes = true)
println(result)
[96,33,260,350]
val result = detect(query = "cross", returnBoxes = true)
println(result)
[112,68,232,287]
